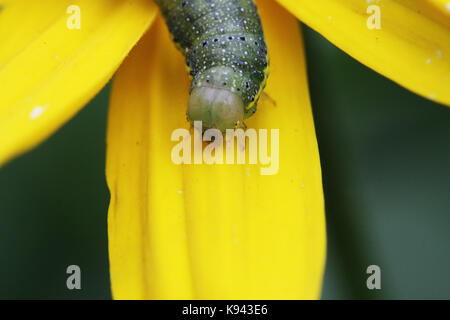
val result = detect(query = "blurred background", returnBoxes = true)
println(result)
[0,24,449,300]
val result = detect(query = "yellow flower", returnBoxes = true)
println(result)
[0,0,448,299]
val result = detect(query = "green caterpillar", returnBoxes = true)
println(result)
[155,0,269,131]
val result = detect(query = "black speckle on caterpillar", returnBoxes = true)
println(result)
[155,0,269,131]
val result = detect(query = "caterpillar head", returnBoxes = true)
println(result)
[187,67,245,132]
[187,87,244,132]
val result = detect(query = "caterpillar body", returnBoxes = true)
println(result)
[155,0,269,131]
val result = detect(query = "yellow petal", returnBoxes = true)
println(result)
[0,0,157,166]
[276,0,450,106]
[107,17,194,300]
[426,0,450,17]
[107,0,325,300]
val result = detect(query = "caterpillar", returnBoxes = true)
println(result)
[155,0,269,131]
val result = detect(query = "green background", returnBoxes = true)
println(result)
[0,25,449,299]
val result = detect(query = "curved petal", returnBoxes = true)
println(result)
[276,0,450,107]
[107,0,326,300]
[0,0,157,166]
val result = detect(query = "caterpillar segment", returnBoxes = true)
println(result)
[155,0,269,131]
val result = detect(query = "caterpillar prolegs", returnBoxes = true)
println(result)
[155,0,269,131]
